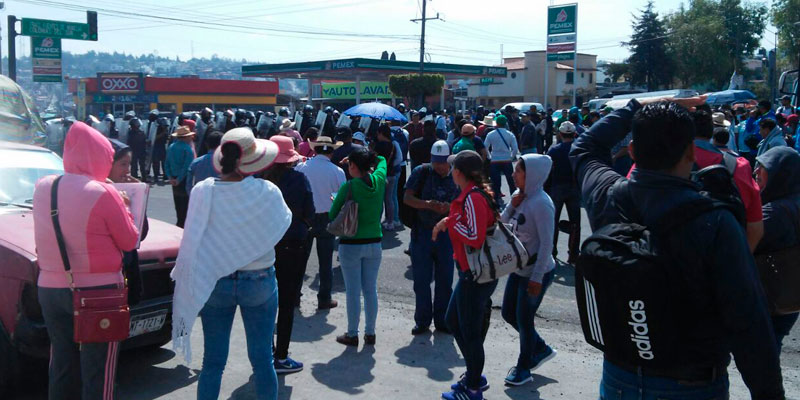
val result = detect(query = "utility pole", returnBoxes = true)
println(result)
[411,0,440,76]
[8,15,16,81]
[410,0,440,106]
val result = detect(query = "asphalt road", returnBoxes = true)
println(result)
[11,178,800,399]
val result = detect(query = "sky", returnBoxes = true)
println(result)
[1,0,779,67]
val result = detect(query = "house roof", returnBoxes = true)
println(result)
[501,58,525,71]
[555,63,598,72]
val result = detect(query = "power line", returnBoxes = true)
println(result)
[12,0,419,41]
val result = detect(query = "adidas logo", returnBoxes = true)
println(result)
[628,300,654,360]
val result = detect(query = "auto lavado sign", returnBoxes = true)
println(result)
[548,4,577,35]
[322,81,394,100]
[31,37,62,83]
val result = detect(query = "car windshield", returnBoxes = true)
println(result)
[0,148,63,205]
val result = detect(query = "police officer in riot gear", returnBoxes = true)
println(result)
[196,107,213,156]
[277,106,291,127]
[322,106,336,138]
[299,104,315,136]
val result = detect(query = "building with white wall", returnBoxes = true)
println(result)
[468,51,597,110]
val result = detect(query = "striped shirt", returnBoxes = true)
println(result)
[446,186,495,272]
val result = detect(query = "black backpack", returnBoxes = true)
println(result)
[575,180,737,368]
[399,165,432,229]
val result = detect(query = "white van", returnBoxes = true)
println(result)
[501,102,544,114]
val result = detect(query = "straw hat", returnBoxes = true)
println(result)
[309,136,343,151]
[213,127,278,176]
[171,126,195,138]
[279,118,296,131]
[712,112,731,128]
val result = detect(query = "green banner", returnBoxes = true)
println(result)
[547,4,577,35]
[22,18,95,41]
[322,81,394,100]
[547,52,575,62]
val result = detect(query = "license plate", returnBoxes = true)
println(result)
[129,310,167,338]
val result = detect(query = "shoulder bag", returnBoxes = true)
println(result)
[51,176,130,344]
[755,204,800,315]
[461,188,529,283]
[327,183,359,237]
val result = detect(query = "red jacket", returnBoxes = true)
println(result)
[447,186,495,272]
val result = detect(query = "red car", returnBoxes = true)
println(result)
[0,141,183,394]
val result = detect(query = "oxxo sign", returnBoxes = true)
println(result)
[98,73,143,94]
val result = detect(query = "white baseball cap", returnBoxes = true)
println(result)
[559,121,577,134]
[431,140,450,163]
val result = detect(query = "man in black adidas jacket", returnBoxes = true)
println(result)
[569,97,785,399]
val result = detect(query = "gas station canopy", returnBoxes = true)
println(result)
[242,58,508,80]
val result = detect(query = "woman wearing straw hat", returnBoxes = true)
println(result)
[171,127,291,400]
[165,125,196,228]
[278,118,303,144]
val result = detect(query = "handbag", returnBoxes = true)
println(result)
[461,188,529,283]
[755,205,800,315]
[327,183,359,237]
[51,176,131,344]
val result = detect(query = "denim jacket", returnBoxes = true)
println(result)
[569,100,785,399]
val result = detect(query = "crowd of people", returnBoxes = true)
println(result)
[30,93,798,400]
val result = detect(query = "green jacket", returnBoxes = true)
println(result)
[330,156,387,242]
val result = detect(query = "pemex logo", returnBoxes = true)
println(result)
[41,37,54,47]
[556,9,568,22]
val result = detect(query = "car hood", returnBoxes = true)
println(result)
[0,210,182,262]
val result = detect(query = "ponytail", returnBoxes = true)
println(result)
[220,142,241,175]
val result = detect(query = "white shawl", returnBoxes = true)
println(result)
[170,176,292,363]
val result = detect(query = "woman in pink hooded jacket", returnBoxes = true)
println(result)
[33,121,139,400]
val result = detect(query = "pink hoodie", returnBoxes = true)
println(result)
[34,122,139,289]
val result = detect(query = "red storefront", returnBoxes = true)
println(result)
[69,73,278,118]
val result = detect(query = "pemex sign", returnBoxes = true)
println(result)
[547,4,577,35]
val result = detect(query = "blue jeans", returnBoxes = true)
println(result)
[490,162,515,205]
[446,268,499,390]
[410,229,454,328]
[501,270,555,369]
[384,174,399,224]
[772,312,799,351]
[305,213,336,303]
[338,242,382,336]
[599,360,729,400]
[198,268,279,400]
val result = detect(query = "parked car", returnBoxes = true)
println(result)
[0,141,182,394]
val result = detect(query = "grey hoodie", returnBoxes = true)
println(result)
[500,154,556,284]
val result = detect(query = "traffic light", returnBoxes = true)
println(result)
[87,11,97,41]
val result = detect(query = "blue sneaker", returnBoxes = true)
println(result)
[504,367,533,386]
[442,384,483,400]
[450,373,490,391]
[530,346,557,371]
[274,357,303,374]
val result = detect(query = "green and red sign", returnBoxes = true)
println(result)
[31,37,62,83]
[547,4,577,35]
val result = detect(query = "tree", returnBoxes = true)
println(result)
[772,0,800,68]
[603,62,631,83]
[388,74,445,108]
[665,0,766,90]
[627,1,673,91]
[719,0,767,73]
